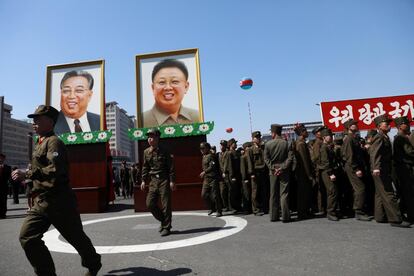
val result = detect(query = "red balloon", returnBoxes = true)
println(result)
[226,128,233,133]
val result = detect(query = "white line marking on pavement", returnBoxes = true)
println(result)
[43,212,247,254]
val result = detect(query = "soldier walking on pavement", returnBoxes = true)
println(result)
[341,119,372,221]
[12,105,101,276]
[311,126,327,216]
[228,138,243,213]
[265,124,294,222]
[292,124,314,220]
[218,140,231,211]
[199,142,222,217]
[319,128,339,221]
[369,115,410,228]
[120,160,130,198]
[140,128,176,236]
[240,142,252,214]
[392,116,414,223]
[247,131,266,216]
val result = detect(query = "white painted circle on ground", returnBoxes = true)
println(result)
[43,212,247,254]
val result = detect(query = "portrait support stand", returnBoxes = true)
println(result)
[66,143,108,213]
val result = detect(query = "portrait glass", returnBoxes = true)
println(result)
[46,60,105,135]
[136,49,204,128]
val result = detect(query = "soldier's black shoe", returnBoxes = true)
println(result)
[216,212,223,217]
[207,210,215,216]
[254,212,264,216]
[390,221,411,228]
[160,229,171,236]
[159,225,163,232]
[327,214,339,221]
[85,263,102,276]
[282,219,292,223]
[355,213,372,221]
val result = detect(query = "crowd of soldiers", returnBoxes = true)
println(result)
[199,114,414,228]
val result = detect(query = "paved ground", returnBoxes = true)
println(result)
[1,196,414,276]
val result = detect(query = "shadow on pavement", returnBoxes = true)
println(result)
[104,267,192,276]
[171,226,235,235]
[106,203,135,213]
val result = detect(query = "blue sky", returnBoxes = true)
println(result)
[1,0,413,146]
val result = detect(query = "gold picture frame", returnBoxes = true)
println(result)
[45,59,105,134]
[135,48,204,128]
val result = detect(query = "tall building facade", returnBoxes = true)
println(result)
[105,101,138,165]
[0,98,33,168]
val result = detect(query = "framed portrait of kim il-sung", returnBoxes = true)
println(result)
[136,48,204,128]
[45,59,105,135]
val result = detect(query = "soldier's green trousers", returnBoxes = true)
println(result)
[344,166,366,213]
[395,166,414,222]
[321,171,338,216]
[19,191,101,276]
[373,172,402,223]
[146,177,172,230]
[202,179,222,213]
[269,173,290,221]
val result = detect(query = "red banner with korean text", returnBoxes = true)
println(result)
[320,94,414,132]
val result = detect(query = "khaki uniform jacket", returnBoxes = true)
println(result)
[201,153,220,183]
[319,143,335,176]
[141,146,175,183]
[341,134,365,172]
[264,137,293,174]
[247,144,266,174]
[295,137,314,180]
[219,151,231,177]
[27,132,70,193]
[393,134,414,167]
[370,132,392,174]
[240,150,250,182]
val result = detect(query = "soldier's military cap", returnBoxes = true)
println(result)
[365,129,378,138]
[251,131,262,138]
[311,125,326,135]
[228,138,237,145]
[293,123,307,136]
[220,140,228,146]
[147,128,161,136]
[270,124,282,133]
[27,105,59,123]
[320,128,333,137]
[394,116,410,127]
[373,114,392,126]
[200,142,211,149]
[343,119,359,129]
[242,142,252,149]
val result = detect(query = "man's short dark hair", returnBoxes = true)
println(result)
[151,59,189,81]
[60,70,94,90]
[0,153,5,158]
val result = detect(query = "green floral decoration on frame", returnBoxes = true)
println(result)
[128,121,214,140]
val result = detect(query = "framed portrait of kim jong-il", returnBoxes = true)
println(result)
[136,48,204,128]
[45,60,105,135]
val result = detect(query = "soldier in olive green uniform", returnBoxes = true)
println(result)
[319,128,339,221]
[228,138,242,212]
[264,124,294,222]
[311,126,327,215]
[12,105,101,276]
[140,128,176,236]
[293,124,314,219]
[341,119,371,221]
[218,140,231,211]
[247,131,266,216]
[199,142,222,217]
[370,115,410,228]
[393,116,414,222]
[240,142,252,214]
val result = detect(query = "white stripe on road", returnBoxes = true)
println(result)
[43,212,247,254]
